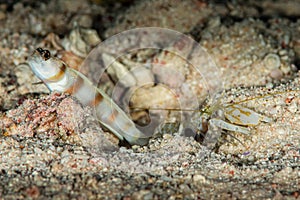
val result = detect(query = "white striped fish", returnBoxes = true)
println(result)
[27,48,149,146]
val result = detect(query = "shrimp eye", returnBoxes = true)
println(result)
[42,50,51,61]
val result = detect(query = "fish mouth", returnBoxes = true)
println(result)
[27,56,46,80]
[27,57,40,71]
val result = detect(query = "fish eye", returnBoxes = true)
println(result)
[36,47,43,54]
[42,50,51,61]
[35,48,51,61]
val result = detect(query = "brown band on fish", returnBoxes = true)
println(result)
[65,76,84,94]
[45,63,67,82]
[88,92,104,106]
[107,109,119,124]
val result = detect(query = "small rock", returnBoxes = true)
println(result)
[287,102,298,113]
[270,69,283,80]
[0,10,6,20]
[132,189,153,200]
[193,174,206,183]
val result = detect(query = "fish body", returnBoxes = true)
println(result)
[27,48,149,145]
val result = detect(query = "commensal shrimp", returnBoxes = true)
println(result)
[27,48,149,145]
[190,99,273,149]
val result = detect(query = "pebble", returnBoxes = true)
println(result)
[247,155,255,162]
[132,190,154,200]
[270,69,283,79]
[0,10,6,20]
[193,174,206,184]
[287,102,298,113]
